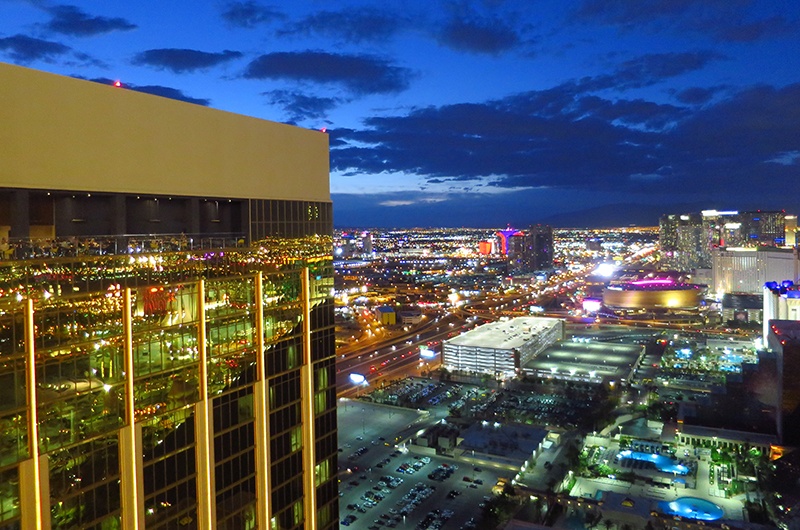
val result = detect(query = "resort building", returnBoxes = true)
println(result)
[0,63,338,529]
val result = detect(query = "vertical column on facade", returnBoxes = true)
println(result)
[253,272,271,529]
[19,298,49,530]
[299,267,317,529]
[194,279,217,529]
[195,279,216,527]
[120,288,144,530]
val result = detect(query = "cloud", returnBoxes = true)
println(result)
[667,84,800,166]
[436,11,520,54]
[0,34,70,62]
[263,90,342,123]
[278,7,406,44]
[574,0,797,43]
[672,86,724,105]
[132,48,243,73]
[766,151,800,166]
[574,96,686,129]
[243,51,413,95]
[333,99,647,188]
[43,5,136,36]
[130,85,211,106]
[220,1,285,28]
[88,77,211,106]
[488,51,721,114]
[705,15,798,42]
[330,77,800,205]
[380,200,416,207]
[579,51,725,92]
[575,0,735,27]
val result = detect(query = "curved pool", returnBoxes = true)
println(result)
[617,450,689,475]
[658,497,724,521]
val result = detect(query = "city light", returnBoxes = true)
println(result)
[349,373,366,384]
[594,263,617,277]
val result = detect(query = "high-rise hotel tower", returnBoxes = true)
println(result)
[0,63,338,529]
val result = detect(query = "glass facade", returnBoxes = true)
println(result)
[0,194,337,530]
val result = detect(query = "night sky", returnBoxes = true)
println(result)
[1,1,799,228]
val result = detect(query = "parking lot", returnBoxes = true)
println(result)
[338,400,505,529]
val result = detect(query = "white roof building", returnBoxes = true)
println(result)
[442,317,564,377]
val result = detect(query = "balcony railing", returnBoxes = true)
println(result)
[0,233,248,261]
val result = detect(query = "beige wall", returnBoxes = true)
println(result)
[0,62,329,202]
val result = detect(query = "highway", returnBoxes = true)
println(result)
[335,269,590,396]
[335,312,480,397]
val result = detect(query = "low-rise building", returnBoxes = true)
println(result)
[375,305,397,325]
[442,317,564,377]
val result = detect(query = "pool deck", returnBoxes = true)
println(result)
[571,440,746,522]
[571,474,746,521]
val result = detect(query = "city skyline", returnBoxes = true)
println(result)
[1,1,799,227]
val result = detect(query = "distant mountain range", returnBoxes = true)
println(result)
[332,194,755,230]
[539,202,715,228]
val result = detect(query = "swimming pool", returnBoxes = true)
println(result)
[617,450,689,475]
[659,497,724,521]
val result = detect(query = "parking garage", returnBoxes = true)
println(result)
[522,340,645,385]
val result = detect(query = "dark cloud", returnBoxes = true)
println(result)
[575,0,737,27]
[673,86,720,105]
[88,77,211,106]
[243,51,413,95]
[668,84,800,164]
[488,51,721,118]
[278,7,405,43]
[706,15,798,42]
[436,11,520,54]
[333,100,659,190]
[264,90,341,123]
[0,34,70,63]
[494,51,721,111]
[579,51,725,92]
[132,48,243,73]
[331,77,800,203]
[220,1,285,28]
[574,0,797,43]
[574,96,686,129]
[131,85,211,106]
[44,5,136,36]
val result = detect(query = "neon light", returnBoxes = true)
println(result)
[495,227,524,255]
[630,278,673,285]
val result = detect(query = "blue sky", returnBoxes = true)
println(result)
[1,0,799,227]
